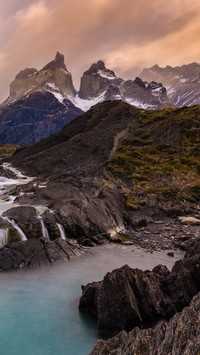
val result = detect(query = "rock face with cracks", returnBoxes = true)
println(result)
[90,291,200,355]
[79,238,200,337]
[0,238,82,271]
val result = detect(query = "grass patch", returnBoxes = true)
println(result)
[107,105,200,209]
[0,144,20,158]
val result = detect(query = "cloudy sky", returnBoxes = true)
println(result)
[0,0,199,102]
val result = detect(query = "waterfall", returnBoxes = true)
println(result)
[40,219,49,239]
[0,229,8,247]
[57,223,66,240]
[3,217,27,241]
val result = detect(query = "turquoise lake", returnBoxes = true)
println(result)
[0,244,183,355]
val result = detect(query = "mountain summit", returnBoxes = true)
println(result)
[5,52,76,106]
[79,60,123,99]
[0,55,199,145]
[42,51,67,71]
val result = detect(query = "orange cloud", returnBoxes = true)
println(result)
[0,0,199,101]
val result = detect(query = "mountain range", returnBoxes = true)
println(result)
[0,52,199,145]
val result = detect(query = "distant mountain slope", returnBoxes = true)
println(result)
[140,62,200,106]
[0,91,82,145]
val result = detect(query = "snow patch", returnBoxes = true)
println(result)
[124,98,154,110]
[97,70,115,79]
[69,92,106,111]
[45,83,65,103]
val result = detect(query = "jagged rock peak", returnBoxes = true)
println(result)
[41,52,67,72]
[133,77,146,88]
[15,68,38,80]
[84,60,116,77]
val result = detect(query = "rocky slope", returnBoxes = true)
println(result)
[140,62,200,106]
[90,292,200,355]
[7,101,200,240]
[79,238,200,337]
[0,91,82,145]
[0,100,199,267]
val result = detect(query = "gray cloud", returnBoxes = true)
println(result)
[0,0,199,102]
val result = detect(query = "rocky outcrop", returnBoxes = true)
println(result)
[79,238,200,337]
[91,292,200,355]
[0,237,82,271]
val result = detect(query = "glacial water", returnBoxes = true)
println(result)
[0,244,183,355]
[0,166,184,354]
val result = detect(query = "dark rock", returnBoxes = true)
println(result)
[79,238,200,337]
[90,292,200,355]
[0,91,82,145]
[167,252,175,257]
[0,238,82,271]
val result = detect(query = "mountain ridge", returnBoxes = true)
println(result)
[0,53,199,146]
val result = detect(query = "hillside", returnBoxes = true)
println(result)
[6,101,199,247]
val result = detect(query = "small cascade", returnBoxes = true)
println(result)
[7,218,27,241]
[0,229,8,247]
[3,217,27,241]
[57,223,66,240]
[40,218,49,239]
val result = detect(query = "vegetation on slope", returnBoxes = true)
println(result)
[107,105,200,211]
[0,144,20,158]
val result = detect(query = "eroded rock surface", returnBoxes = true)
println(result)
[79,238,200,337]
[90,292,200,355]
[0,238,82,271]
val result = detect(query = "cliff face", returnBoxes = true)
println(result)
[79,60,123,99]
